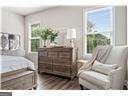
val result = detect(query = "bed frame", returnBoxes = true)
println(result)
[0,68,37,90]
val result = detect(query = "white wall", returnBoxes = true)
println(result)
[114,6,127,80]
[127,6,128,80]
[115,6,127,46]
[0,8,1,32]
[0,8,1,52]
[1,8,24,48]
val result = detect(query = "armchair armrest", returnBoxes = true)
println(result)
[77,53,92,69]
[77,60,88,69]
[109,67,123,89]
[77,60,91,76]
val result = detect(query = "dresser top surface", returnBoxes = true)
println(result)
[38,47,73,51]
[39,46,73,49]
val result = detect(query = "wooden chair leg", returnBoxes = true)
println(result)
[80,84,84,90]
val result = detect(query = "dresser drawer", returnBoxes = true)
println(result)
[38,57,51,63]
[59,52,72,58]
[53,65,70,75]
[51,47,72,52]
[48,52,58,57]
[53,58,71,65]
[38,63,52,71]
[39,51,48,57]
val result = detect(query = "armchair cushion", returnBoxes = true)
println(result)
[79,70,110,89]
[92,60,119,75]
[109,67,123,89]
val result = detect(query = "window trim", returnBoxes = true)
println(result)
[28,22,41,53]
[83,7,115,56]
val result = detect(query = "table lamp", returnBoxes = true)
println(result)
[66,28,76,47]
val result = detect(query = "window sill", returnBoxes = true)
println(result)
[28,52,38,54]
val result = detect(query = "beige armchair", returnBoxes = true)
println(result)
[78,46,128,90]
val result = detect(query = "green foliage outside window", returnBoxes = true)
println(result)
[31,24,40,37]
[31,24,40,52]
[87,20,111,53]
[87,34,110,53]
[31,39,40,52]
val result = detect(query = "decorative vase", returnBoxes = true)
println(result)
[49,42,55,47]
[43,40,46,47]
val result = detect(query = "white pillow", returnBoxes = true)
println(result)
[1,48,25,57]
[92,60,119,75]
[10,48,25,57]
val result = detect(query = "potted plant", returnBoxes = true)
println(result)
[36,26,51,47]
[36,26,58,47]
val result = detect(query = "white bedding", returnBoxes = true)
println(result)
[0,56,35,74]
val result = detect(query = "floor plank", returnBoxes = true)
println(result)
[37,73,81,90]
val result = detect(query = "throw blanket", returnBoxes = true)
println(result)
[78,45,112,76]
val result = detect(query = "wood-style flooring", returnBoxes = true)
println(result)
[37,73,127,90]
[37,73,81,90]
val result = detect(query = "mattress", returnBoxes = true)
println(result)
[0,56,35,74]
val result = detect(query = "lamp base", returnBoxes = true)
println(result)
[69,39,75,48]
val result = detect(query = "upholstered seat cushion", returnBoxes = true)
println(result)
[92,60,119,75]
[79,71,111,89]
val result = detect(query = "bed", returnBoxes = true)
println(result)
[0,32,37,90]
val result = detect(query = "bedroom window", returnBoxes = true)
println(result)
[84,7,114,53]
[30,23,40,52]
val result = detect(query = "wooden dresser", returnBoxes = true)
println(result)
[38,47,77,79]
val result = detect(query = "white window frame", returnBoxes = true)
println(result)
[28,22,40,53]
[83,7,115,56]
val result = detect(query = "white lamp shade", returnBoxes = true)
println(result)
[67,28,76,39]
